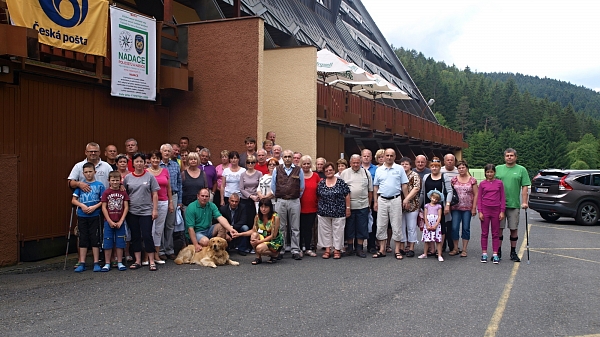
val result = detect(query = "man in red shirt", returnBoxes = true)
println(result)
[255,149,269,175]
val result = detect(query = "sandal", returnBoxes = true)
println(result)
[305,250,317,257]
[129,263,141,270]
[395,253,403,260]
[149,264,157,271]
[267,256,277,264]
[448,249,460,256]
[251,258,262,265]
[460,251,468,257]
[372,251,386,258]
[386,246,392,253]
[322,250,331,259]
[333,250,341,259]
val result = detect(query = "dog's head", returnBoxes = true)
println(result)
[209,237,228,252]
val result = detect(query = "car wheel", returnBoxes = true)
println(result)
[575,202,599,226]
[539,212,560,223]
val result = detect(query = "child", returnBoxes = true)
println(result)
[72,162,105,272]
[477,164,506,264]
[100,171,130,271]
[419,190,444,261]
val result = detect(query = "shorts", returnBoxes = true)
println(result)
[103,221,127,249]
[194,224,216,242]
[78,216,100,248]
[500,208,520,230]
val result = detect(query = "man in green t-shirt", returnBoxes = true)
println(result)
[186,188,238,253]
[495,148,531,262]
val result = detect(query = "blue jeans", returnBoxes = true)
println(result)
[451,210,471,241]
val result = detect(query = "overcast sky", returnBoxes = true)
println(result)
[361,0,600,91]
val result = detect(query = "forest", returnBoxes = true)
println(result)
[395,48,600,176]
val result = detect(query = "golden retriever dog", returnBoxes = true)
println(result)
[174,237,239,268]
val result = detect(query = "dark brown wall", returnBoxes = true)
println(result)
[0,155,18,266]
[317,124,344,162]
[169,17,263,157]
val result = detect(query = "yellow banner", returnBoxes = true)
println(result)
[7,0,108,57]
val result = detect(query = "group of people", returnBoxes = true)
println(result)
[67,131,531,272]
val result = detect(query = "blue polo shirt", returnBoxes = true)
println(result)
[373,163,408,197]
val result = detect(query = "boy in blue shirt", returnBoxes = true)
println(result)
[72,162,105,272]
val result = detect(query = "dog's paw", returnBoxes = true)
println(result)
[229,260,240,266]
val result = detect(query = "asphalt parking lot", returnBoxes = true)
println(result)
[1,210,599,337]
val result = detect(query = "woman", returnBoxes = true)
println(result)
[419,157,453,258]
[263,139,274,157]
[235,199,283,265]
[179,150,189,172]
[450,160,478,257]
[300,155,320,257]
[146,150,173,265]
[181,152,207,210]
[214,150,230,206]
[314,157,326,179]
[239,154,262,227]
[317,162,350,259]
[257,158,278,203]
[335,158,348,177]
[399,157,421,257]
[123,153,160,271]
[116,154,130,182]
[374,149,385,166]
[221,151,246,206]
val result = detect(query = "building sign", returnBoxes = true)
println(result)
[7,0,108,57]
[110,6,156,101]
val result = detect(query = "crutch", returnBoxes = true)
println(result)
[63,206,76,270]
[525,208,530,264]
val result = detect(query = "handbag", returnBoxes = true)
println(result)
[418,210,425,231]
[443,174,460,206]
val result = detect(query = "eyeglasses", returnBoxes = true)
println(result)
[432,159,441,163]
[268,163,277,166]
[246,161,256,164]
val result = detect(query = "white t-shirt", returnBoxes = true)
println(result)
[222,167,246,197]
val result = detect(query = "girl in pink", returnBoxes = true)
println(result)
[419,190,444,261]
[477,164,505,264]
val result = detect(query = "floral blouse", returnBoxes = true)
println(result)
[403,170,421,213]
[317,178,350,218]
[451,176,477,211]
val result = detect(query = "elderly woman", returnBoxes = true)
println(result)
[239,154,262,227]
[419,157,453,259]
[374,149,385,167]
[335,158,348,177]
[399,157,421,257]
[450,160,478,257]
[123,153,160,271]
[300,155,321,257]
[146,150,173,265]
[181,152,207,209]
[221,151,246,207]
[314,157,326,179]
[234,199,283,265]
[317,162,351,259]
[214,150,230,206]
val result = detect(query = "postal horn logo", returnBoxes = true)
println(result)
[134,35,144,55]
[39,0,89,28]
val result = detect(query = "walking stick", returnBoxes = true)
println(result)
[525,208,530,264]
[63,206,75,270]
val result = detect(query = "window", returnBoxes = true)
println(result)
[575,175,591,185]
[592,174,600,186]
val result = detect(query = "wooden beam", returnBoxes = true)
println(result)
[163,0,173,23]
[233,0,241,17]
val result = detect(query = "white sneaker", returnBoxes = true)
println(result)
[438,256,444,262]
[418,254,427,259]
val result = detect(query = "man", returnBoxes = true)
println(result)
[255,149,269,175]
[440,153,458,254]
[185,188,238,252]
[171,143,181,164]
[104,145,118,170]
[199,148,218,199]
[360,149,378,254]
[372,149,409,259]
[239,137,257,169]
[292,152,302,166]
[179,137,190,153]
[124,138,138,172]
[266,131,276,145]
[219,193,249,255]
[68,142,113,190]
[413,155,431,181]
[271,150,305,260]
[159,143,182,260]
[272,145,283,164]
[495,148,530,262]
[340,154,373,258]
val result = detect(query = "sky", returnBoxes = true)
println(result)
[361,0,600,91]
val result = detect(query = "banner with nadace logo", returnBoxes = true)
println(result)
[110,6,156,101]
[7,0,108,57]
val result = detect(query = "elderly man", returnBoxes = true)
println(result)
[441,153,458,254]
[361,149,379,254]
[158,143,182,260]
[104,145,118,170]
[496,148,530,262]
[271,150,305,260]
[124,138,138,172]
[372,149,409,259]
[292,152,302,166]
[219,193,250,255]
[413,155,431,181]
[272,145,283,164]
[340,154,373,258]
[266,131,276,145]
[239,137,257,169]
[255,149,269,175]
[185,188,238,252]
[68,142,113,190]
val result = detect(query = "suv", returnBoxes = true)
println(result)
[529,169,600,225]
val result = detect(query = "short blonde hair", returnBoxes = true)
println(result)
[187,152,199,162]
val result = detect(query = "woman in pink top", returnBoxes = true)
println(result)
[477,164,506,264]
[450,160,478,257]
[147,150,173,264]
[214,150,230,208]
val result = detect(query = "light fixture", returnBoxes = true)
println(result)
[427,98,435,106]
[1,66,9,74]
